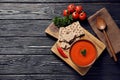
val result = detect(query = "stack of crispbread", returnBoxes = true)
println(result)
[58,21,85,49]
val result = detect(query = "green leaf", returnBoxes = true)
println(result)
[69,15,73,21]
[53,15,73,28]
[81,49,86,56]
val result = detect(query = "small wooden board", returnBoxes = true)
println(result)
[45,22,106,76]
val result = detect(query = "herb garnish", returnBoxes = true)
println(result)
[53,15,73,28]
[81,49,86,56]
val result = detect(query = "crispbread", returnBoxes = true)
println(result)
[60,41,71,49]
[58,21,85,49]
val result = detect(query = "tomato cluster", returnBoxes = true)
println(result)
[63,4,87,21]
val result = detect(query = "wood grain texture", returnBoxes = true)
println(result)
[0,75,82,80]
[0,20,51,36]
[0,53,120,75]
[0,0,119,80]
[0,55,74,74]
[0,20,119,37]
[0,3,119,19]
[0,37,55,55]
[0,0,119,3]
[0,74,120,80]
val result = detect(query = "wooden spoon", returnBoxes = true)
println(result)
[96,16,117,62]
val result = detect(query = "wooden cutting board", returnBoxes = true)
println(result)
[45,22,106,76]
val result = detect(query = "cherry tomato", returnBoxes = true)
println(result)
[75,5,83,13]
[67,4,75,13]
[63,9,70,16]
[72,12,79,20]
[79,12,87,20]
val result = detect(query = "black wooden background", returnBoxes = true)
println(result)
[0,0,120,80]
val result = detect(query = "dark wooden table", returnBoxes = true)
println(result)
[0,0,120,80]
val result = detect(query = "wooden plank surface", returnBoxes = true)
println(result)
[0,3,119,19]
[0,74,120,80]
[0,0,119,3]
[0,37,54,55]
[0,54,119,74]
[0,54,120,76]
[0,75,82,80]
[0,20,51,37]
[0,55,75,74]
[0,0,119,80]
[0,20,119,37]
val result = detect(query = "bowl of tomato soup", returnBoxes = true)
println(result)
[70,39,97,67]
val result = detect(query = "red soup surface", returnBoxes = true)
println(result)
[70,40,97,67]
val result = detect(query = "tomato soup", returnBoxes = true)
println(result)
[70,40,97,67]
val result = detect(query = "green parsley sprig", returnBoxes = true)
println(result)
[53,15,73,28]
